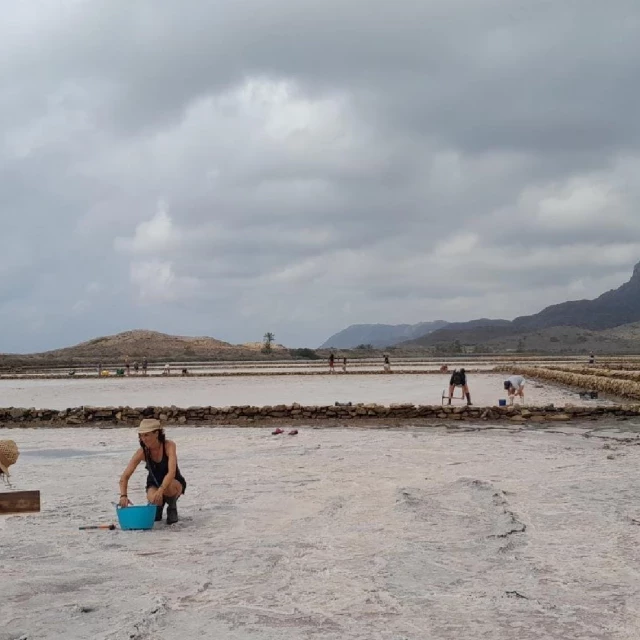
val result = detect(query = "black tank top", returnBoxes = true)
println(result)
[144,443,186,488]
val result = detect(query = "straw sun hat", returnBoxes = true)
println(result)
[0,440,19,476]
[138,418,163,434]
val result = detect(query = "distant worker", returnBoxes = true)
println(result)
[342,357,347,373]
[329,353,335,373]
[504,375,526,404]
[163,363,171,376]
[588,352,595,365]
[383,354,391,373]
[448,368,471,405]
[133,361,139,375]
[181,368,189,376]
[142,358,148,376]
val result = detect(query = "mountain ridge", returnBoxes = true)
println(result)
[321,261,640,350]
[404,261,640,348]
[319,320,449,349]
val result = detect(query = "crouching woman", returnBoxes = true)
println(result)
[119,418,186,524]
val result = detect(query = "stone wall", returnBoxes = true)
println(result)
[495,365,640,400]
[1,402,639,428]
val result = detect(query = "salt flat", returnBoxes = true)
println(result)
[2,424,640,640]
[0,373,619,410]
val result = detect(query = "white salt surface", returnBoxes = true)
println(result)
[0,374,619,410]
[3,425,640,639]
[1,364,499,379]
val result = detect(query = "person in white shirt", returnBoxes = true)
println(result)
[504,375,525,404]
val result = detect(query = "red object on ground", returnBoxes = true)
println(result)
[288,429,298,436]
[272,428,284,435]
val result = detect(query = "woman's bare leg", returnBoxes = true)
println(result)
[147,480,182,502]
[163,479,183,498]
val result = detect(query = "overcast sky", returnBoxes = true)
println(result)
[2,0,640,352]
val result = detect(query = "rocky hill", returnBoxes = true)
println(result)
[0,330,289,367]
[607,321,640,340]
[319,320,449,349]
[468,325,639,355]
[405,323,520,348]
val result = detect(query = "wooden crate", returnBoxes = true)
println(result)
[0,490,41,514]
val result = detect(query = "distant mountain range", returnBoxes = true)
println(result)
[319,321,448,349]
[4,262,640,365]
[320,261,640,351]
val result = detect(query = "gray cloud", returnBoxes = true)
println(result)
[1,0,640,351]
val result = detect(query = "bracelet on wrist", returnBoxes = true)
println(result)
[120,494,128,498]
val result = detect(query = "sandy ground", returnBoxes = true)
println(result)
[0,373,621,410]
[3,423,640,640]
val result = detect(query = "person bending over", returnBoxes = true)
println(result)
[448,368,471,405]
[504,375,525,404]
[119,419,187,525]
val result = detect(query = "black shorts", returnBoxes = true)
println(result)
[147,476,187,494]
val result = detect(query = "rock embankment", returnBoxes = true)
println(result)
[1,403,639,428]
[530,365,640,383]
[494,365,640,401]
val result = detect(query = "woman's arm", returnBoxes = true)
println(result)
[119,449,144,504]
[159,440,178,492]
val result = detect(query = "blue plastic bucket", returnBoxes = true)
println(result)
[116,504,157,530]
[498,399,507,407]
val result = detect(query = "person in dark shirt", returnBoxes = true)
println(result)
[448,368,471,405]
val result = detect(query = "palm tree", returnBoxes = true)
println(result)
[263,332,275,353]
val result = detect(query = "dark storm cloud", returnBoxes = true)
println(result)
[1,0,640,351]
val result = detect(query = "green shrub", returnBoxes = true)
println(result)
[289,348,321,360]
